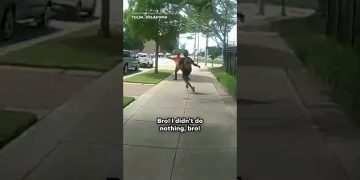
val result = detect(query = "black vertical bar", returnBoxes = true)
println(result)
[351,0,357,46]
[336,0,341,40]
[326,0,332,36]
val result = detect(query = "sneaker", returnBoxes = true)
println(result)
[191,86,195,92]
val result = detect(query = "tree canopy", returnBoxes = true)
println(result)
[126,0,185,53]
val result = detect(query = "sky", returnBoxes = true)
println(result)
[123,0,237,53]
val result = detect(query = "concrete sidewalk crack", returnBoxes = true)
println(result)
[20,141,65,180]
[169,99,187,180]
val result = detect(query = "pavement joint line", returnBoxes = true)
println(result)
[124,144,237,151]
[124,144,178,150]
[61,141,122,148]
[20,140,65,180]
[170,133,181,180]
[325,140,352,180]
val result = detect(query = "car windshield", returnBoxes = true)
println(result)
[123,51,130,57]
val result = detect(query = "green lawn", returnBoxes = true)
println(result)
[210,67,236,98]
[271,15,360,124]
[124,70,173,84]
[0,26,122,72]
[123,97,135,108]
[0,110,37,149]
[239,0,318,9]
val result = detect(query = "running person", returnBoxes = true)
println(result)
[179,50,200,92]
[166,53,182,80]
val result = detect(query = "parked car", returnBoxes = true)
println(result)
[136,53,154,68]
[123,50,140,75]
[52,0,97,20]
[0,0,52,40]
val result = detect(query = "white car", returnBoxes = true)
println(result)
[123,50,140,75]
[52,0,97,20]
[136,53,154,68]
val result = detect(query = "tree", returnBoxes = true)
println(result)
[126,0,185,73]
[208,46,222,67]
[183,1,213,66]
[123,8,144,50]
[208,0,236,71]
[173,48,182,55]
[99,0,111,38]
[123,31,144,50]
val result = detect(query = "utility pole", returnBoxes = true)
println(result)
[196,33,200,64]
[193,33,196,61]
[205,34,208,67]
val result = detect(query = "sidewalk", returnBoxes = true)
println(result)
[0,64,122,180]
[123,67,237,180]
[237,3,360,180]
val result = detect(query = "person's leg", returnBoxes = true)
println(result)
[183,70,192,89]
[174,66,179,80]
[188,70,195,92]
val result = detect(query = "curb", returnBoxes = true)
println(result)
[123,72,175,124]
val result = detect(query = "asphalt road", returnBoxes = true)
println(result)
[0,0,121,50]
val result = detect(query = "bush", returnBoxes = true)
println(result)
[272,15,360,124]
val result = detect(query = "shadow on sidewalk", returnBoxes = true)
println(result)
[166,74,218,83]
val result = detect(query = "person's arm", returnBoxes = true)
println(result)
[190,59,201,68]
[166,55,172,59]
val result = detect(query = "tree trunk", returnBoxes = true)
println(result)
[205,34,209,67]
[258,0,265,15]
[281,0,286,16]
[155,35,159,74]
[99,0,111,38]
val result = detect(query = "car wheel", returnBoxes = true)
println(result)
[0,8,15,40]
[123,64,128,75]
[37,5,51,28]
[134,64,139,71]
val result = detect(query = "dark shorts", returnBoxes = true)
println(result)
[182,69,191,81]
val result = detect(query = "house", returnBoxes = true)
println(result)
[142,40,163,54]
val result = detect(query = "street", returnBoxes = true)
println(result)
[0,0,121,53]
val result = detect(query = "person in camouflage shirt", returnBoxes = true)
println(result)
[178,50,200,92]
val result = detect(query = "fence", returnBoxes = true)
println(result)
[321,0,360,47]
[224,46,237,76]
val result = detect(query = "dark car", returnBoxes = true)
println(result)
[52,0,97,20]
[0,0,52,40]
